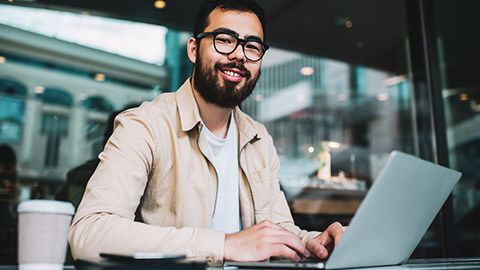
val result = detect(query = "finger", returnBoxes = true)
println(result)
[317,231,333,247]
[324,241,334,257]
[269,234,308,258]
[329,223,345,247]
[306,222,344,258]
[272,244,302,261]
[320,222,343,247]
[306,239,329,259]
[257,223,309,258]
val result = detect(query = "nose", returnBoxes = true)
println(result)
[227,42,246,62]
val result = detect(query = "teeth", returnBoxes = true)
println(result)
[224,70,240,77]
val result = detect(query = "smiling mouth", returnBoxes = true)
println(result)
[219,67,246,83]
[215,62,250,83]
[222,69,242,77]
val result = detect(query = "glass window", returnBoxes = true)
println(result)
[0,5,168,65]
[35,88,73,106]
[432,0,480,256]
[82,96,114,112]
[0,79,27,143]
[240,0,441,257]
[0,0,465,263]
[243,47,420,227]
[0,5,167,263]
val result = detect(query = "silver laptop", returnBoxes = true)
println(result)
[225,151,462,269]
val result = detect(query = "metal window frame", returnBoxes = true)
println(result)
[406,0,457,257]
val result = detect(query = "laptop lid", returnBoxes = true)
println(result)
[325,150,461,269]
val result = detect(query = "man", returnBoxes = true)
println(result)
[69,0,345,265]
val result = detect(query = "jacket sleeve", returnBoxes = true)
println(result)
[265,134,322,245]
[68,108,225,265]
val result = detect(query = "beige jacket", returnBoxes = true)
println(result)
[69,79,320,265]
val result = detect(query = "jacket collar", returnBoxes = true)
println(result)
[176,79,202,132]
[234,106,262,149]
[176,78,261,142]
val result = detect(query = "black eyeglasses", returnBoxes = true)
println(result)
[196,31,269,62]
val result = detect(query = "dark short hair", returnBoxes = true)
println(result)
[193,0,266,41]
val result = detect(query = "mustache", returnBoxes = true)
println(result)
[215,62,250,78]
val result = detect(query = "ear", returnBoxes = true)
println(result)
[187,37,198,64]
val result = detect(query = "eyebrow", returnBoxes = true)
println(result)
[213,27,264,43]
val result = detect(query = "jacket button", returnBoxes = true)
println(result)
[206,256,214,264]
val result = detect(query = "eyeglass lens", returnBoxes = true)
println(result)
[214,33,264,61]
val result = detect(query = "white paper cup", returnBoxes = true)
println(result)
[17,200,75,270]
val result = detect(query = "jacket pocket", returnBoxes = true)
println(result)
[247,168,272,220]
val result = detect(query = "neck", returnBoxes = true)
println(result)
[192,86,233,139]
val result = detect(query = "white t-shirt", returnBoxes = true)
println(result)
[204,112,242,234]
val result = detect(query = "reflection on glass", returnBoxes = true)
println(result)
[238,44,425,242]
[0,4,167,65]
[0,21,163,202]
[433,0,480,257]
[0,6,181,265]
[0,0,462,261]
[243,50,416,192]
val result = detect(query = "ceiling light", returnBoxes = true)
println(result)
[474,104,480,112]
[308,146,315,153]
[154,0,166,9]
[327,141,341,149]
[460,93,469,101]
[337,93,347,101]
[336,17,353,29]
[94,73,106,81]
[300,66,314,76]
[384,75,407,87]
[345,20,353,28]
[377,93,389,101]
[34,86,45,94]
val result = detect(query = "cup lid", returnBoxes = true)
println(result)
[18,200,75,215]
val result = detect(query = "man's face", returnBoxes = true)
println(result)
[190,8,264,108]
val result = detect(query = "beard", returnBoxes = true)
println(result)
[192,54,260,108]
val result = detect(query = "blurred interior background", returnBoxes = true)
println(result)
[0,0,479,264]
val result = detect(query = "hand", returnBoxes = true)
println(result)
[224,220,310,262]
[306,222,346,259]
